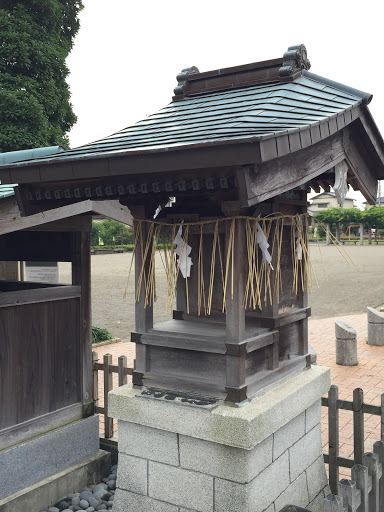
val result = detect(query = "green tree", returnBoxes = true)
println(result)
[91,220,134,246]
[0,0,83,152]
[91,221,102,246]
[363,207,384,232]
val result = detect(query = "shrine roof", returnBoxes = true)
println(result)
[33,74,367,157]
[1,44,383,184]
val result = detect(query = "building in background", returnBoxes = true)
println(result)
[309,191,355,215]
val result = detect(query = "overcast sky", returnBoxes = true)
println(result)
[66,0,384,203]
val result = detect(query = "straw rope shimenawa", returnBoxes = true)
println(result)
[123,214,354,315]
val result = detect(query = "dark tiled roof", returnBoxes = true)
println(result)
[47,73,363,160]
[0,183,15,198]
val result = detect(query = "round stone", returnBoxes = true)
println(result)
[79,491,92,501]
[79,500,89,509]
[88,497,100,508]
[72,497,81,507]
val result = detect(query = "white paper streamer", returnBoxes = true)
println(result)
[257,222,273,270]
[174,225,193,278]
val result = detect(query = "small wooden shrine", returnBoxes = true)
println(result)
[1,45,384,405]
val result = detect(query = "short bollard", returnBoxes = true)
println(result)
[335,320,357,366]
[367,307,384,346]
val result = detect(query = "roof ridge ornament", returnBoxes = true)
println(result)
[279,44,311,80]
[173,66,200,97]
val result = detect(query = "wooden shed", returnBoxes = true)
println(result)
[0,45,383,406]
[0,185,131,504]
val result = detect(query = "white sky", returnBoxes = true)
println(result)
[66,0,384,205]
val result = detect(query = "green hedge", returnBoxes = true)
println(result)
[92,326,114,343]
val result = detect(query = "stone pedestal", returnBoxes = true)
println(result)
[109,366,330,512]
[367,307,384,346]
[335,320,358,366]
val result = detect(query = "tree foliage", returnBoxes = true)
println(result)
[363,207,384,228]
[0,0,83,152]
[91,220,134,246]
[315,207,384,229]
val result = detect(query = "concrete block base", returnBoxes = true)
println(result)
[0,450,111,512]
[0,415,100,499]
[110,366,331,512]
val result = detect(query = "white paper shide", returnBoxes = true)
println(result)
[174,225,193,278]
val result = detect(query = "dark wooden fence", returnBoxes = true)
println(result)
[322,384,384,494]
[92,352,133,438]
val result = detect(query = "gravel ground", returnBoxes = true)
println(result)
[59,244,384,340]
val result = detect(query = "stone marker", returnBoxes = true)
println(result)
[335,320,358,366]
[367,307,384,346]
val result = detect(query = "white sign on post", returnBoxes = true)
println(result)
[24,261,59,283]
[0,262,19,281]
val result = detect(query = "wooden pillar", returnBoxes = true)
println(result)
[368,224,372,245]
[225,218,245,343]
[134,219,153,333]
[132,214,153,386]
[72,227,92,413]
[360,223,364,245]
[336,222,341,242]
[224,217,247,402]
[326,223,330,245]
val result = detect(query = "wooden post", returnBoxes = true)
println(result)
[224,218,246,402]
[338,479,361,512]
[368,224,372,245]
[326,223,330,245]
[373,440,384,511]
[336,222,341,242]
[381,393,384,441]
[225,218,245,343]
[329,384,340,494]
[72,226,93,411]
[364,452,382,512]
[351,464,369,512]
[118,355,128,387]
[360,223,364,245]
[92,351,99,404]
[134,219,153,333]
[103,353,113,438]
[323,494,344,512]
[353,388,364,465]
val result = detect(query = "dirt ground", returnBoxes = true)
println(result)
[60,245,384,340]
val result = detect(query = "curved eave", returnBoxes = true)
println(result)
[0,103,375,185]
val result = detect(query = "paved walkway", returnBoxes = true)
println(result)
[93,312,383,479]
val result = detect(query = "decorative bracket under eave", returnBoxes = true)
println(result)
[334,160,349,207]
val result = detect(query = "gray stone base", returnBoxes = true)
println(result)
[335,320,357,365]
[0,450,111,512]
[368,323,384,346]
[0,415,100,499]
[110,367,331,512]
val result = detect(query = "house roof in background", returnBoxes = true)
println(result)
[311,191,355,201]
[0,183,16,199]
